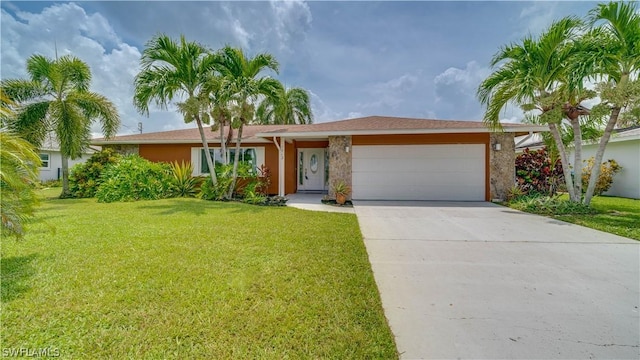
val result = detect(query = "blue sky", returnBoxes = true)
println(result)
[1,1,597,135]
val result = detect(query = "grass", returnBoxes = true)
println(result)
[508,194,639,240]
[1,188,397,359]
[552,195,640,240]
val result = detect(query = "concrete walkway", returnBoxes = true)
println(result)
[354,201,639,359]
[286,193,354,213]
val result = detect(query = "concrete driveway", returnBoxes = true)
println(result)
[354,201,639,359]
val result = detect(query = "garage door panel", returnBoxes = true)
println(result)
[352,144,485,201]
[353,158,483,173]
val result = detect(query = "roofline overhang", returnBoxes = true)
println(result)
[91,138,273,145]
[256,125,549,138]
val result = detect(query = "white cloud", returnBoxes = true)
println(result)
[432,61,491,120]
[359,73,420,110]
[270,0,312,52]
[0,3,187,136]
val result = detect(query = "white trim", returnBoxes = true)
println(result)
[279,137,285,196]
[255,125,549,138]
[39,153,51,169]
[91,138,273,145]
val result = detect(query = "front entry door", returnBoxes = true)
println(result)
[298,148,325,191]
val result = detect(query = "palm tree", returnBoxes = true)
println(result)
[581,2,640,205]
[477,17,591,202]
[215,46,281,197]
[1,93,41,237]
[256,83,313,125]
[134,34,219,185]
[0,132,42,238]
[2,54,120,198]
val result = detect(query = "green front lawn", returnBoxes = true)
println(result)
[552,196,640,240]
[1,190,397,358]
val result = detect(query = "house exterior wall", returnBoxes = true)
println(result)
[38,151,93,182]
[328,136,352,199]
[569,139,640,199]
[489,132,516,201]
[125,142,285,195]
[105,144,139,156]
[139,144,191,163]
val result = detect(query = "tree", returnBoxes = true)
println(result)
[215,46,281,197]
[134,34,219,185]
[581,2,640,205]
[477,17,592,202]
[1,92,41,237]
[256,83,313,125]
[2,55,120,198]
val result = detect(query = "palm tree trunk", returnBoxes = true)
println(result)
[196,116,217,185]
[549,123,578,202]
[228,121,244,198]
[584,106,622,205]
[570,119,583,200]
[219,120,227,165]
[60,155,72,198]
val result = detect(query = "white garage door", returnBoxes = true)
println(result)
[352,144,485,201]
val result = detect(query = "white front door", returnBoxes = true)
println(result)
[298,148,325,191]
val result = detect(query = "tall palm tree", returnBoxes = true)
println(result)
[256,83,313,125]
[215,46,281,196]
[477,17,590,202]
[581,1,640,205]
[134,34,219,185]
[2,54,120,198]
[0,92,41,237]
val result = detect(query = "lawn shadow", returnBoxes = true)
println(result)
[136,198,271,216]
[1,253,38,303]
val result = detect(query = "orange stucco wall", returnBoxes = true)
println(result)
[352,133,491,201]
[139,144,192,163]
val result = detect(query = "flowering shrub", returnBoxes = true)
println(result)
[581,158,622,196]
[515,148,564,195]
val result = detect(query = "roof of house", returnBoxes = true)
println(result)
[40,132,100,153]
[515,125,640,151]
[93,116,548,145]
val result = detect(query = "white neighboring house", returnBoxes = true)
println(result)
[569,126,640,199]
[38,134,99,182]
[515,126,639,199]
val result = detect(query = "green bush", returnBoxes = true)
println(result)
[509,194,596,215]
[199,164,234,201]
[169,161,202,198]
[581,158,622,196]
[96,155,173,203]
[69,149,121,198]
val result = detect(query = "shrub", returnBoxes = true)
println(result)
[509,194,596,215]
[515,148,564,195]
[581,158,622,196]
[40,179,61,188]
[69,149,121,198]
[96,155,173,203]
[169,161,202,198]
[199,164,234,201]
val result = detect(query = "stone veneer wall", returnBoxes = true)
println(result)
[103,144,139,156]
[489,132,515,201]
[328,136,352,199]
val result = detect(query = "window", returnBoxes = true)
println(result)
[200,148,258,174]
[39,153,50,169]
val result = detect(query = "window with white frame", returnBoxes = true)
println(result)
[199,148,259,174]
[39,153,50,169]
